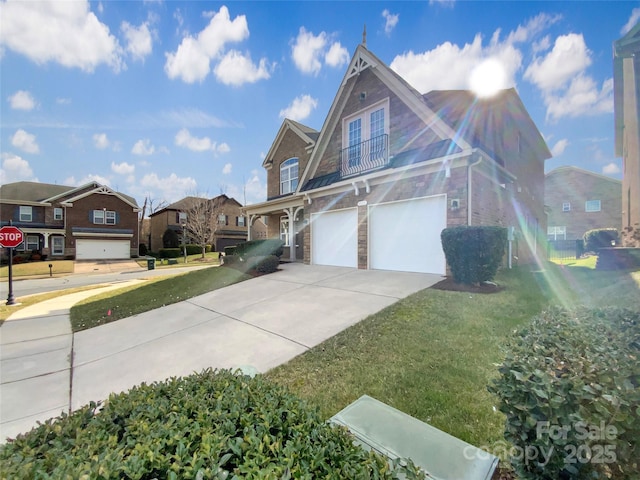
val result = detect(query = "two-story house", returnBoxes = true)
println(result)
[545,166,622,241]
[148,194,254,253]
[244,42,551,275]
[0,181,140,260]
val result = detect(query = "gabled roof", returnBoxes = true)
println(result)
[614,21,640,155]
[545,166,622,184]
[262,119,319,169]
[424,89,551,164]
[298,44,472,190]
[150,194,242,217]
[0,181,72,203]
[0,181,138,208]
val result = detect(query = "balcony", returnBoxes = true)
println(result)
[340,134,389,178]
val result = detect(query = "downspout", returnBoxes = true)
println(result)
[467,154,483,226]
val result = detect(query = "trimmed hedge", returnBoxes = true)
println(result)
[235,239,285,259]
[441,226,507,284]
[0,369,424,479]
[222,255,280,275]
[488,307,640,479]
[224,246,236,256]
[158,248,181,259]
[185,244,202,256]
[583,228,619,253]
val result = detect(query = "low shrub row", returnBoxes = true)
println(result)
[489,307,640,479]
[0,369,424,479]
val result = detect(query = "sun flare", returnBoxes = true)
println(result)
[469,58,507,98]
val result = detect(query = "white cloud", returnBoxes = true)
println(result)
[602,162,621,175]
[390,13,559,93]
[324,42,349,68]
[93,133,110,149]
[121,21,153,61]
[291,27,348,75]
[524,33,591,92]
[56,97,71,105]
[279,94,318,121]
[140,172,197,203]
[222,163,232,174]
[550,139,569,157]
[164,6,248,83]
[132,139,155,155]
[292,27,326,75]
[544,76,613,121]
[0,152,37,183]
[382,9,399,35]
[226,169,266,205]
[524,33,612,121]
[214,50,272,86]
[0,0,124,72]
[175,128,230,154]
[8,90,36,110]
[532,35,551,53]
[11,129,40,154]
[621,8,640,34]
[64,174,111,187]
[111,161,135,175]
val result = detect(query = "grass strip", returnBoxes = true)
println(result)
[70,266,250,332]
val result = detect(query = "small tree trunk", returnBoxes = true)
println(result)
[201,245,206,258]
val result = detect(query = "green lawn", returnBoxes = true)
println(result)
[70,266,250,332]
[266,263,640,449]
[0,260,74,278]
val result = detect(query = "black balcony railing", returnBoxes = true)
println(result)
[340,134,389,178]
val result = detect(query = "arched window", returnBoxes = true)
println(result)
[280,157,299,195]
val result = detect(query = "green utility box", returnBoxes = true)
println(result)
[330,395,498,480]
[146,257,155,270]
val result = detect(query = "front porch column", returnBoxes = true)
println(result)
[282,207,295,261]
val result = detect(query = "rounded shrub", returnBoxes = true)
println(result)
[0,370,424,479]
[583,228,619,253]
[441,226,507,285]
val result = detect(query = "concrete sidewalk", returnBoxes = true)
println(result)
[1,263,442,442]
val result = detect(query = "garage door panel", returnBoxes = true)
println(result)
[369,196,446,274]
[76,239,130,260]
[311,209,357,268]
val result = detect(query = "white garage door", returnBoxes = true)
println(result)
[311,208,358,268]
[369,195,447,274]
[76,239,130,260]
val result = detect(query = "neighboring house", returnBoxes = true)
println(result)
[148,194,249,252]
[614,22,640,246]
[0,181,140,260]
[545,166,622,241]
[244,42,551,275]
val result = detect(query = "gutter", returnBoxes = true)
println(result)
[467,154,483,226]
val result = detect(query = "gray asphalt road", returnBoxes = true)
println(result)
[1,265,210,298]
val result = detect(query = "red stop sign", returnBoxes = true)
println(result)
[0,226,25,248]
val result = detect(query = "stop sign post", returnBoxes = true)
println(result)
[0,225,25,306]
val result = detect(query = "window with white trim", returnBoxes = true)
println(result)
[237,216,245,227]
[178,212,187,224]
[562,202,571,212]
[26,235,39,251]
[218,214,227,225]
[280,218,290,246]
[54,207,64,220]
[93,210,116,224]
[280,157,298,195]
[547,226,566,240]
[342,100,389,168]
[20,206,32,222]
[52,236,64,255]
[585,200,601,212]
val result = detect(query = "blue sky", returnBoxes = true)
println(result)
[1,1,638,210]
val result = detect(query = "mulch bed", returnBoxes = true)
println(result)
[431,276,505,294]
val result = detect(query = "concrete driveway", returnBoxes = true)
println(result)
[1,263,442,442]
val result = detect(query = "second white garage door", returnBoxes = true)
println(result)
[76,239,130,260]
[369,195,447,274]
[311,208,358,268]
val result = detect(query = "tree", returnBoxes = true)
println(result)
[180,196,223,258]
